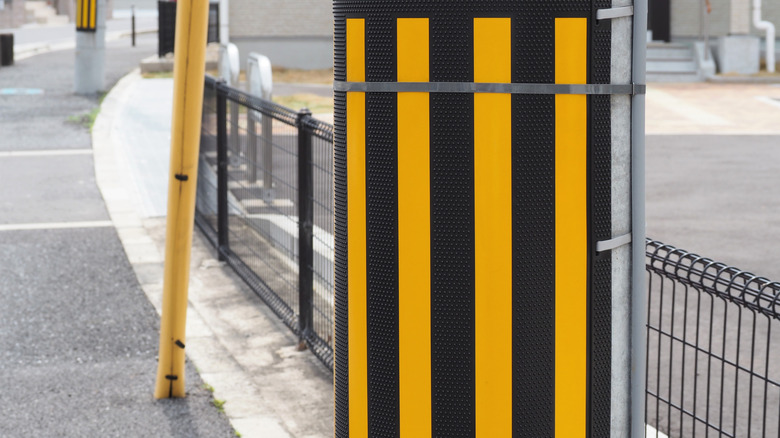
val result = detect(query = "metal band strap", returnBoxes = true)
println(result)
[596,233,633,252]
[596,5,634,20]
[334,81,646,95]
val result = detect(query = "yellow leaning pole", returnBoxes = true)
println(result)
[154,0,211,399]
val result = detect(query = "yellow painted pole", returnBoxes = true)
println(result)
[154,0,211,399]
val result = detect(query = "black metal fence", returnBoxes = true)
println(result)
[646,239,780,437]
[196,75,334,368]
[195,77,780,436]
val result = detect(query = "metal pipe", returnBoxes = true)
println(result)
[154,0,211,399]
[753,0,776,73]
[131,5,136,47]
[631,0,648,434]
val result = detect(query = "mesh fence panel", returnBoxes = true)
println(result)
[197,76,333,367]
[645,240,780,438]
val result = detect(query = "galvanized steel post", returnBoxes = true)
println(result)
[74,0,105,94]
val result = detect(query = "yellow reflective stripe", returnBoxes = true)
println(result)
[396,17,432,438]
[346,18,368,438]
[555,17,588,438]
[89,0,96,29]
[473,17,513,438]
[77,0,84,28]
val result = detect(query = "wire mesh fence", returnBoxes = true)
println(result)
[196,75,333,368]
[196,77,780,436]
[645,239,780,437]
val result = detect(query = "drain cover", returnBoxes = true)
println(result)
[0,88,44,95]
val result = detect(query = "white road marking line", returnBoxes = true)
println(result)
[0,149,94,158]
[646,424,670,438]
[647,88,731,126]
[756,96,780,110]
[0,221,113,231]
[240,198,294,208]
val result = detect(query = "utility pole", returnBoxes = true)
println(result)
[74,0,105,94]
[332,1,646,436]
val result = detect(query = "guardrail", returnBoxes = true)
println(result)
[195,77,780,436]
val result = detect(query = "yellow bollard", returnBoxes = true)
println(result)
[154,0,210,399]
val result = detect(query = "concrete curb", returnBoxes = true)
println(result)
[93,70,332,438]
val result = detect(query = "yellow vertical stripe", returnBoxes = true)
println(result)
[473,17,513,438]
[89,0,96,29]
[397,17,432,438]
[555,17,588,438]
[77,0,84,28]
[346,18,368,438]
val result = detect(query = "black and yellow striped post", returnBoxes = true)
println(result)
[333,1,645,436]
[76,0,98,32]
[74,0,105,94]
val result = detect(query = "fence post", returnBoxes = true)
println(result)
[216,81,230,261]
[247,110,258,184]
[297,108,314,348]
[261,106,275,202]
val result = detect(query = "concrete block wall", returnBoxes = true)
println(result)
[228,0,332,69]
[0,0,26,29]
[229,0,331,38]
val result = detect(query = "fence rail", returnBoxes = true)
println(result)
[195,77,780,436]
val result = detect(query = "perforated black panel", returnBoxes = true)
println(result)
[429,17,475,438]
[513,94,556,437]
[590,96,613,436]
[333,1,614,436]
[430,93,475,438]
[589,5,613,436]
[365,92,400,438]
[333,90,349,438]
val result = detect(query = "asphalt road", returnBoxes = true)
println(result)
[646,134,780,280]
[0,34,235,437]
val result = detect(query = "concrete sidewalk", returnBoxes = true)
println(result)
[94,69,333,438]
